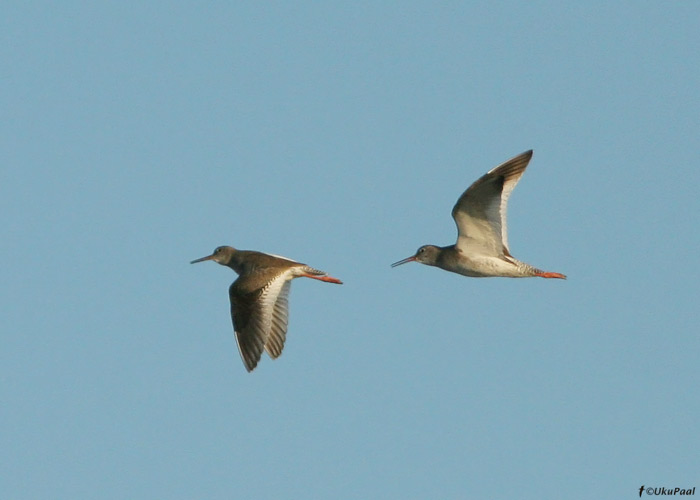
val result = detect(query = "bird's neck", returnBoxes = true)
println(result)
[222,252,245,274]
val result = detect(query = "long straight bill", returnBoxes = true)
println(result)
[391,255,416,267]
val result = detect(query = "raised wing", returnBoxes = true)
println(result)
[451,150,532,256]
[229,272,292,372]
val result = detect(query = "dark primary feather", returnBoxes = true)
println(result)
[229,283,268,372]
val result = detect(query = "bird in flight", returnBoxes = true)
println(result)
[392,150,566,279]
[192,246,342,372]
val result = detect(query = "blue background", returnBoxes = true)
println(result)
[2,2,698,499]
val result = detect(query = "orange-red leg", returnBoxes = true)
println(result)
[535,271,567,279]
[301,274,343,284]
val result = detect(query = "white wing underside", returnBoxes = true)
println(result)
[264,280,291,359]
[231,270,294,371]
[451,150,532,257]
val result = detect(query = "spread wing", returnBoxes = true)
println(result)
[264,280,291,359]
[229,272,292,372]
[451,150,532,256]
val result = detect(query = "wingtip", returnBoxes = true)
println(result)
[515,149,533,162]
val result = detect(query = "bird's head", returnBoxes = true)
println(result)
[190,246,236,266]
[391,245,441,268]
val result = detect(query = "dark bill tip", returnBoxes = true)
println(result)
[190,254,215,264]
[391,256,416,268]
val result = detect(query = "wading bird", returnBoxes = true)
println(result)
[391,150,566,279]
[192,246,342,372]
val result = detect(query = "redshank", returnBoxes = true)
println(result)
[392,150,566,279]
[191,246,342,372]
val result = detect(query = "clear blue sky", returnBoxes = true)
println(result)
[2,2,698,499]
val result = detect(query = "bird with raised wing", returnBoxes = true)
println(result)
[392,150,566,279]
[191,246,342,372]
